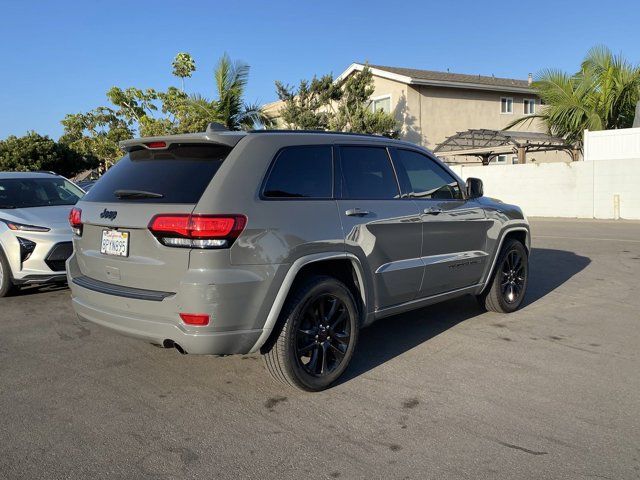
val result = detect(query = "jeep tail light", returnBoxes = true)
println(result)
[69,207,83,236]
[148,214,246,249]
[179,313,210,326]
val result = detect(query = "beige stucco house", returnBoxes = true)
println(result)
[265,63,572,165]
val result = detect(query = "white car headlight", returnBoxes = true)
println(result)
[0,219,50,232]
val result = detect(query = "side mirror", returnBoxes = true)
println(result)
[466,177,483,199]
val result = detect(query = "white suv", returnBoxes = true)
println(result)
[0,172,84,296]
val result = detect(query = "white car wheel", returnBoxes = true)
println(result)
[0,250,15,297]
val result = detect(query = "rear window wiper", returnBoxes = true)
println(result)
[0,204,16,209]
[113,189,164,199]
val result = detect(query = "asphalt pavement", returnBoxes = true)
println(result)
[1,218,639,479]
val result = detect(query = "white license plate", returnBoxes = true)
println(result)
[100,230,130,257]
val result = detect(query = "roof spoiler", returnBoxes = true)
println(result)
[206,122,228,132]
[119,125,244,151]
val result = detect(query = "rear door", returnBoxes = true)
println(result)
[336,145,422,310]
[390,148,492,297]
[74,143,230,293]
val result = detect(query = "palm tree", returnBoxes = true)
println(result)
[507,46,640,148]
[187,54,272,131]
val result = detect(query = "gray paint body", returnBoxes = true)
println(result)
[68,131,530,355]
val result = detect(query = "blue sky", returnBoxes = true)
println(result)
[1,0,638,139]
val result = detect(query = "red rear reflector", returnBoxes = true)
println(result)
[179,313,210,326]
[145,141,167,149]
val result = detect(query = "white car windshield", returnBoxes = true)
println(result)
[0,177,84,209]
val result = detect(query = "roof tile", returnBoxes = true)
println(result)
[368,64,531,89]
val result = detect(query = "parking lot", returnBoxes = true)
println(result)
[1,218,639,479]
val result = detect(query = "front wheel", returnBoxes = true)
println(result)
[0,249,16,298]
[477,239,528,313]
[263,275,360,391]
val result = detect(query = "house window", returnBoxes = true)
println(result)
[501,97,513,114]
[495,155,507,164]
[371,95,391,114]
[524,98,536,115]
[512,156,519,164]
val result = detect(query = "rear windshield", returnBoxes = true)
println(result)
[0,177,84,209]
[83,144,231,204]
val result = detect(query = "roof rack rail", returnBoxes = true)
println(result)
[35,170,58,175]
[247,129,385,138]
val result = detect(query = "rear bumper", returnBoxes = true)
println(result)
[66,253,277,355]
[72,293,261,354]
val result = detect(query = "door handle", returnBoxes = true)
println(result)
[345,208,370,217]
[423,207,443,215]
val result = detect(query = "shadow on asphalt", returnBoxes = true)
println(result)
[339,248,591,384]
[524,248,591,305]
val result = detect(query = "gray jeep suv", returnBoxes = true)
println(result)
[68,125,530,391]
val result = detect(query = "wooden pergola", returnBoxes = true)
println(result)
[434,129,576,165]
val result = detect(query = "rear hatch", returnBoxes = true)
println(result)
[73,143,231,293]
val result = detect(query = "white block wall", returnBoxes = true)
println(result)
[450,159,640,220]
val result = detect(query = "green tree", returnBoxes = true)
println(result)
[60,108,132,169]
[186,54,273,130]
[507,46,640,147]
[59,53,270,169]
[275,75,339,129]
[329,67,399,137]
[172,52,196,92]
[0,131,94,176]
[274,66,399,137]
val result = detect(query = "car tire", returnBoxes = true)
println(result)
[263,275,360,392]
[477,239,528,313]
[0,248,16,298]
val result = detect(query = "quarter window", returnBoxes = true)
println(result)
[338,146,400,199]
[263,146,333,198]
[392,149,462,200]
[501,97,513,114]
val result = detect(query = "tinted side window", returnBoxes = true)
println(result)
[263,146,333,198]
[393,149,462,200]
[339,146,400,199]
[84,144,230,204]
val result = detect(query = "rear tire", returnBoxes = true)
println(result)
[0,249,16,298]
[477,239,528,313]
[263,275,359,391]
